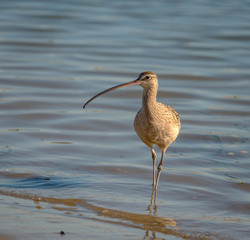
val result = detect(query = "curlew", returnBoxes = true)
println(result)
[83,71,181,191]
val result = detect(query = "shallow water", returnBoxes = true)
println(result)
[0,0,250,239]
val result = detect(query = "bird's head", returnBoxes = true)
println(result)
[83,71,158,109]
[136,71,158,90]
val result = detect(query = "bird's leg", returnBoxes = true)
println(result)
[151,148,157,189]
[151,148,159,211]
[153,190,158,213]
[147,190,154,214]
[155,150,165,190]
[148,184,158,215]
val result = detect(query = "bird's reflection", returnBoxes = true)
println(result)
[147,188,158,215]
[144,230,164,240]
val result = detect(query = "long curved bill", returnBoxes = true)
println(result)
[83,78,141,109]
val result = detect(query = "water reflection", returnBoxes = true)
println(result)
[143,231,161,240]
[0,189,180,236]
[1,0,250,238]
[148,188,158,215]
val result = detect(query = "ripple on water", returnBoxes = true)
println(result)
[1,0,250,239]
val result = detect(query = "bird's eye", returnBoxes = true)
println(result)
[146,76,150,80]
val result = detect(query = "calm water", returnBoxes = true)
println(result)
[0,0,250,239]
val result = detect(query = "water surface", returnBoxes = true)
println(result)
[0,0,250,239]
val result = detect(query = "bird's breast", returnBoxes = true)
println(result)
[133,104,180,150]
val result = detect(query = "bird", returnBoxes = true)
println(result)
[83,71,181,192]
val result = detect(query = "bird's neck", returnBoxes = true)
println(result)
[142,86,158,117]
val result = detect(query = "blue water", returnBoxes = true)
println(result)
[0,0,250,239]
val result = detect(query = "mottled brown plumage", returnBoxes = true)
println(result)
[83,71,181,191]
[134,72,180,151]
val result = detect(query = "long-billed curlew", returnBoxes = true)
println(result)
[83,71,181,191]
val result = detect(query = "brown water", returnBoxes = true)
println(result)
[0,0,250,239]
